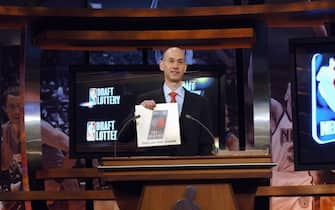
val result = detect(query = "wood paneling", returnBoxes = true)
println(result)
[102,168,271,182]
[101,154,272,166]
[139,184,238,210]
[0,1,334,50]
[0,1,333,19]
[35,168,101,179]
[36,29,254,40]
[256,184,335,197]
[33,156,271,210]
[100,155,273,181]
[35,155,273,181]
[0,190,115,201]
[33,28,255,50]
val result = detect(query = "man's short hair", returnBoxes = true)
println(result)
[161,47,185,60]
[1,86,20,107]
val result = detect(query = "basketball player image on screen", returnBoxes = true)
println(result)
[1,86,25,210]
[271,83,317,210]
[312,54,335,144]
[41,120,85,210]
[86,121,97,141]
[89,88,97,106]
[316,56,335,112]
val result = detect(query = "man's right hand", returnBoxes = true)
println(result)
[140,100,156,110]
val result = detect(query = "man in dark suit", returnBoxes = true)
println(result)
[138,47,213,156]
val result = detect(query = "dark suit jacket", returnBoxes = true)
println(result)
[136,87,214,156]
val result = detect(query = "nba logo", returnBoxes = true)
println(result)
[311,54,335,144]
[86,121,96,141]
[89,88,97,105]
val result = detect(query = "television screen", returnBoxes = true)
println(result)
[69,65,224,158]
[291,37,335,170]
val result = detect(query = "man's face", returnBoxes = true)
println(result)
[3,95,22,125]
[159,48,187,83]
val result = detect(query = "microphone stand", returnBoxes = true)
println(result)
[185,114,218,154]
[115,114,140,157]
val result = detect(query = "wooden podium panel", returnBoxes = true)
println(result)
[140,184,237,210]
[100,154,274,210]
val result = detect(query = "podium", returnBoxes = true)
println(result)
[99,154,274,210]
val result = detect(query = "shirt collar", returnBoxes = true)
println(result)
[163,83,185,97]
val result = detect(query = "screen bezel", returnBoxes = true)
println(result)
[290,37,335,170]
[69,64,225,158]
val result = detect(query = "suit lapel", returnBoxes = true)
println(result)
[157,87,166,103]
[180,89,190,118]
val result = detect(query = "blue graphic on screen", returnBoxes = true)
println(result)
[82,87,121,108]
[311,54,335,144]
[182,77,214,96]
[86,120,117,141]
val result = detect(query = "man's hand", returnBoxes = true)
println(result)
[140,100,156,110]
[225,133,239,151]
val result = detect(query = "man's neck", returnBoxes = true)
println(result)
[165,81,182,91]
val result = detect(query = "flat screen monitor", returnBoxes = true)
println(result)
[291,37,335,170]
[69,65,224,158]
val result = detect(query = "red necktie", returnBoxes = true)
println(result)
[169,91,177,103]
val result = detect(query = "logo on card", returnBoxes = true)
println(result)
[147,110,168,140]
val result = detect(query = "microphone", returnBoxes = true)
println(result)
[114,114,141,157]
[185,114,218,154]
